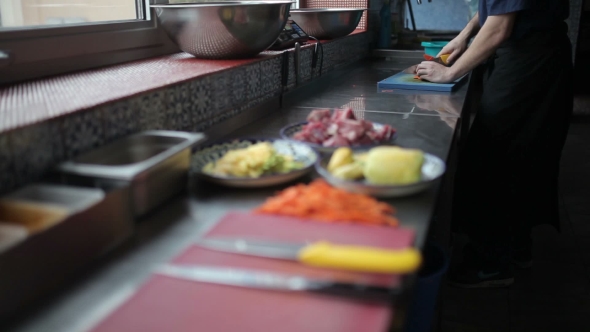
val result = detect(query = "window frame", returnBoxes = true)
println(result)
[0,0,179,84]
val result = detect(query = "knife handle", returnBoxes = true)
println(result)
[297,241,422,274]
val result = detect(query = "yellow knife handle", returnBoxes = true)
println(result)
[297,241,422,274]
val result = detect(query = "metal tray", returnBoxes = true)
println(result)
[0,184,134,322]
[56,130,205,218]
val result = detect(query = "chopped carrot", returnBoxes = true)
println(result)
[255,180,399,226]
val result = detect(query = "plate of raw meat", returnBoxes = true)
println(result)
[280,108,397,153]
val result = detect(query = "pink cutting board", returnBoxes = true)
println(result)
[90,212,416,332]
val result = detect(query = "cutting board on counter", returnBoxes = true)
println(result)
[377,71,466,92]
[90,211,416,332]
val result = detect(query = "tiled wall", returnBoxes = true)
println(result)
[0,32,371,196]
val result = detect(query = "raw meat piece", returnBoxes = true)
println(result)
[366,130,379,141]
[337,119,366,142]
[297,121,328,144]
[373,124,395,141]
[306,109,331,122]
[361,120,374,131]
[291,108,396,147]
[356,134,375,145]
[331,108,356,122]
[293,131,308,141]
[323,134,350,147]
[326,123,339,136]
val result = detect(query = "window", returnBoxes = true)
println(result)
[0,0,138,28]
[0,0,178,84]
[405,0,476,31]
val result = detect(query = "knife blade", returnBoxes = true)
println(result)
[155,264,399,302]
[423,54,450,66]
[196,237,421,274]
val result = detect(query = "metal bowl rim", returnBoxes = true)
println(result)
[315,152,446,189]
[193,137,319,182]
[152,1,294,8]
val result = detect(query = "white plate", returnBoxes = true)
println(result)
[191,138,318,188]
[315,152,446,197]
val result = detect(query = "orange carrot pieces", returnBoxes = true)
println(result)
[255,180,399,226]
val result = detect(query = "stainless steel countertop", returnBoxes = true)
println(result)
[6,59,469,332]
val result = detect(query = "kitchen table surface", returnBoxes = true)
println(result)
[6,59,470,332]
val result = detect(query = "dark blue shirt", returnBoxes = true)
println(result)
[479,0,569,40]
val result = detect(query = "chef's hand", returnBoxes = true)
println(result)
[416,61,456,83]
[437,36,468,64]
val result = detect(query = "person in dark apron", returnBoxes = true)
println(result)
[416,0,573,288]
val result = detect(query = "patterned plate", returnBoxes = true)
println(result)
[315,151,446,198]
[280,122,398,154]
[191,138,318,188]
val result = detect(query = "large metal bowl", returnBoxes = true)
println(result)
[289,8,365,39]
[152,2,292,59]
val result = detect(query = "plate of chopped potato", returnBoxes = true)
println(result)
[191,138,318,188]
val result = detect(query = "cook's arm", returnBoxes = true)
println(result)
[462,13,481,40]
[447,13,516,79]
[437,13,480,63]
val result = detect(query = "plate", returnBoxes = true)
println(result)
[191,138,318,188]
[315,152,446,198]
[280,122,397,154]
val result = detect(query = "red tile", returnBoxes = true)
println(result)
[301,0,369,30]
[0,32,365,133]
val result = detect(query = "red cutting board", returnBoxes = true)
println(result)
[90,212,416,332]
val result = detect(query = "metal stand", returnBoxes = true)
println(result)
[405,0,417,31]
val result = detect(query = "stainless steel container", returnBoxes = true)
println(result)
[56,131,205,218]
[289,8,366,39]
[0,184,134,322]
[152,2,292,59]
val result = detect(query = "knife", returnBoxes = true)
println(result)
[196,238,422,274]
[423,54,450,66]
[155,264,399,302]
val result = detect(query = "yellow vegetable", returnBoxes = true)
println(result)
[327,147,354,172]
[364,146,424,185]
[354,152,368,164]
[331,162,364,180]
[203,142,301,178]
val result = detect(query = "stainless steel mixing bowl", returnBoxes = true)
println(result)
[289,8,366,39]
[152,2,292,59]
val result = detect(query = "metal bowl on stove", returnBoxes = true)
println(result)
[289,8,366,39]
[152,1,292,59]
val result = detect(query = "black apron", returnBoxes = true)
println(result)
[452,22,574,263]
